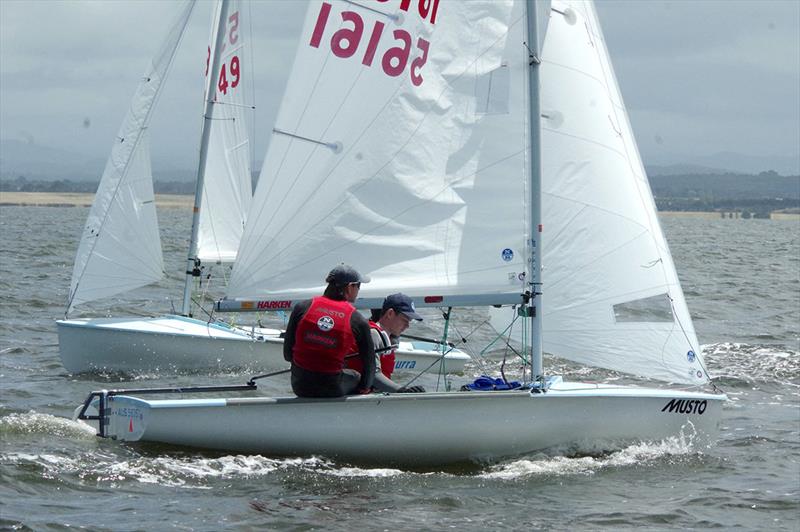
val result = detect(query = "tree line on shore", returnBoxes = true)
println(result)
[2,171,798,217]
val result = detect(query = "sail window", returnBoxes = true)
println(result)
[475,63,510,115]
[613,294,674,323]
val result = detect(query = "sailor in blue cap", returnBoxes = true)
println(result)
[348,293,426,393]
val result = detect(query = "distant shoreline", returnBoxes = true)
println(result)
[0,192,193,209]
[1,192,798,220]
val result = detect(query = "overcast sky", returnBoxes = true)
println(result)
[1,0,798,175]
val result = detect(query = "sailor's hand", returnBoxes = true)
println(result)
[397,385,426,393]
[357,387,374,395]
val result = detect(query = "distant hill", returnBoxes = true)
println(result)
[648,171,799,201]
[646,164,729,177]
[0,139,196,182]
[648,171,799,217]
[646,152,799,177]
[0,139,104,181]
[687,152,799,177]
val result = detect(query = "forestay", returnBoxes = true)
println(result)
[227,0,532,304]
[67,1,195,313]
[196,0,252,263]
[520,0,705,384]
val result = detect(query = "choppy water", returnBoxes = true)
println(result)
[1,206,798,530]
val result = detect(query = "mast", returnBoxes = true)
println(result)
[182,0,230,316]
[525,0,544,380]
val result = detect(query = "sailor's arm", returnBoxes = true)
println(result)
[351,312,375,391]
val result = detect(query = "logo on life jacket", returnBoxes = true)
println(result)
[317,315,335,331]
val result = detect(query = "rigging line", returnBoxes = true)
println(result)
[666,293,713,382]
[272,128,338,149]
[246,0,256,200]
[67,2,194,313]
[211,101,256,110]
[245,10,525,261]
[200,185,224,278]
[398,344,457,390]
[245,10,361,246]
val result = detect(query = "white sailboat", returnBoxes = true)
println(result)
[55,0,469,376]
[55,0,260,374]
[75,0,726,466]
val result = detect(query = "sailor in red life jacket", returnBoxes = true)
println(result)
[349,293,426,393]
[283,264,375,397]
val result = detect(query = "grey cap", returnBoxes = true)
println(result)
[325,264,371,285]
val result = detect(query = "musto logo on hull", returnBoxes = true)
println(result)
[661,398,707,415]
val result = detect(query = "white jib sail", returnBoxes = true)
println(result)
[196,0,252,263]
[493,0,708,385]
[228,0,530,303]
[67,1,195,313]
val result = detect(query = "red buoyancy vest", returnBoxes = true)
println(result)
[292,297,358,374]
[347,320,395,378]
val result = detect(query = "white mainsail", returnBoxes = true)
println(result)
[66,1,195,313]
[196,0,252,263]
[227,0,708,385]
[228,0,530,303]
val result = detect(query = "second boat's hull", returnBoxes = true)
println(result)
[56,315,469,375]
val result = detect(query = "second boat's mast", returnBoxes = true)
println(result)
[181,0,230,316]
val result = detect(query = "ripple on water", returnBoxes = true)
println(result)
[703,343,800,390]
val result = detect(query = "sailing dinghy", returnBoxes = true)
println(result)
[56,0,467,376]
[75,0,725,466]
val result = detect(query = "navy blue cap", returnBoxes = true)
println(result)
[382,293,423,321]
[325,264,371,285]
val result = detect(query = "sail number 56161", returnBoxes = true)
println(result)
[309,2,432,87]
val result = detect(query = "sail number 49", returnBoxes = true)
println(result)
[310,1,438,87]
[206,10,242,95]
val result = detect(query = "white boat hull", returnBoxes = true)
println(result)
[77,382,725,466]
[56,315,469,375]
